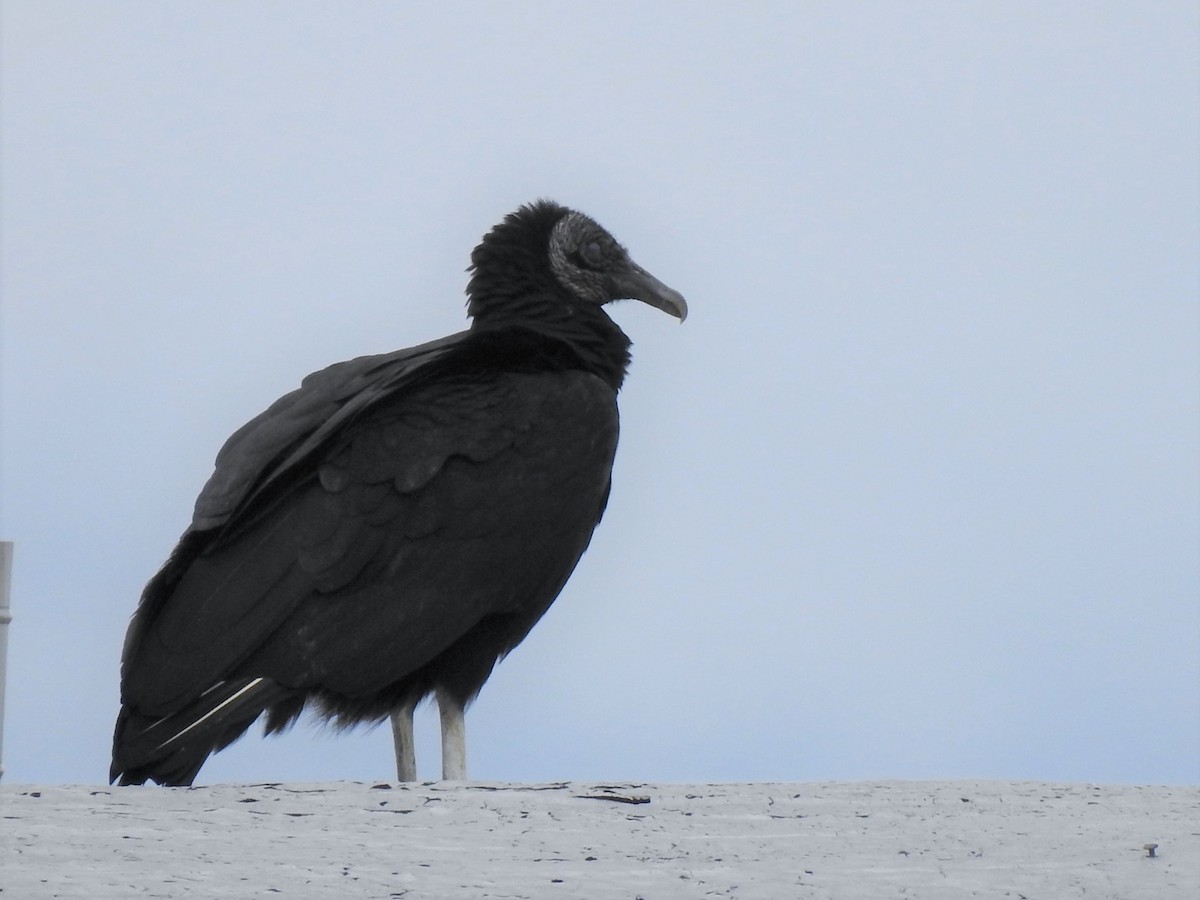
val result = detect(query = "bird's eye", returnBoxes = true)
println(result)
[579,240,605,268]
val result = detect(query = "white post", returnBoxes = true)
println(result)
[0,542,12,782]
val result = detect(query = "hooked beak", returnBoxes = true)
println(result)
[613,261,688,322]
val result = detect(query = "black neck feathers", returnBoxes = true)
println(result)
[466,200,632,391]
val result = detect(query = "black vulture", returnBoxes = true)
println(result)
[110,200,686,786]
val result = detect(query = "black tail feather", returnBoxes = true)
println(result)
[111,677,294,785]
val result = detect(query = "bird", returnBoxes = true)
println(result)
[110,200,686,786]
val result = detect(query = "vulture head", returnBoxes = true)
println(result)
[466,200,687,326]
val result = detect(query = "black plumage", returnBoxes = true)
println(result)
[110,200,686,786]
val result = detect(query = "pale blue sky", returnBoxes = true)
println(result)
[2,1,1197,785]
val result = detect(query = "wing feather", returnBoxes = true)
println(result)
[119,362,617,732]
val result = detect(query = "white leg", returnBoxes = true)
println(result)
[437,689,467,781]
[391,703,417,782]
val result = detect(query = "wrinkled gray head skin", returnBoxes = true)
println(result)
[547,210,688,321]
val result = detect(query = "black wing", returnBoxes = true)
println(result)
[112,334,618,784]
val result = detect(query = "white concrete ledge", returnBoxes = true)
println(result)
[2,780,1196,898]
